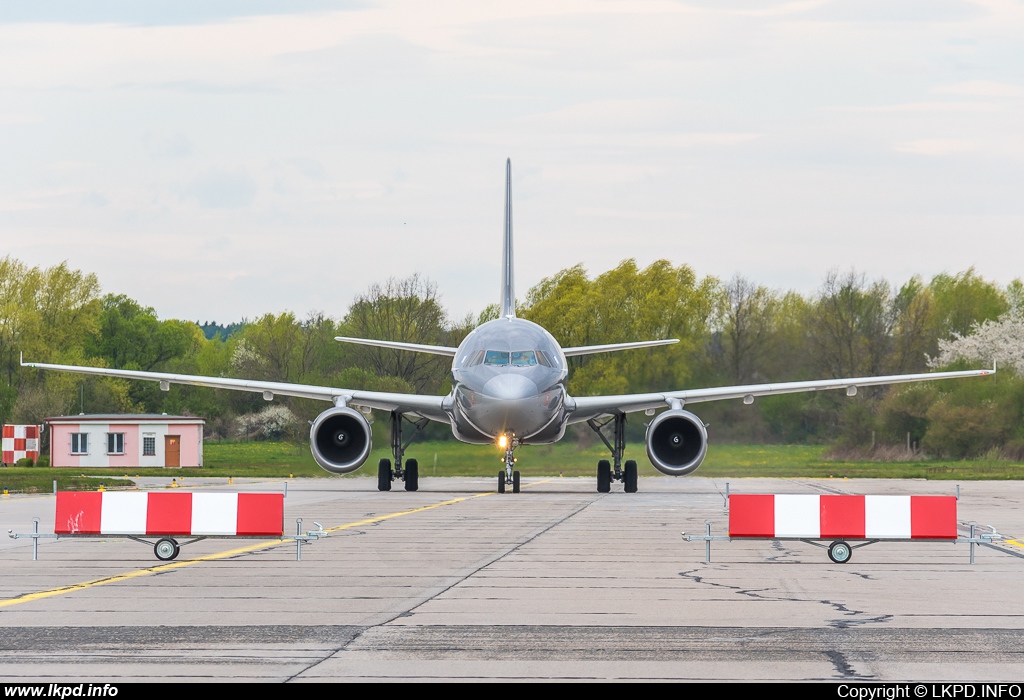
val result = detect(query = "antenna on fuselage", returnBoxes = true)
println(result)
[501,158,515,319]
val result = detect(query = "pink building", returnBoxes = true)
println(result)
[46,414,205,468]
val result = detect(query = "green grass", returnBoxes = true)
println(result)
[2,441,1022,493]
[0,473,134,494]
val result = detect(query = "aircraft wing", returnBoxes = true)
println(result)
[562,339,679,357]
[334,337,458,356]
[20,359,451,423]
[567,366,996,423]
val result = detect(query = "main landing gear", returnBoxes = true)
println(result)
[497,437,521,494]
[377,411,428,492]
[587,412,638,494]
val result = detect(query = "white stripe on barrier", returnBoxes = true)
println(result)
[865,495,911,539]
[100,492,148,535]
[192,493,238,535]
[775,494,820,538]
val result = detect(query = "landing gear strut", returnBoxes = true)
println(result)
[587,412,637,493]
[377,411,428,492]
[497,437,521,494]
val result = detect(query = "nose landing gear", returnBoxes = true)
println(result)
[497,436,521,494]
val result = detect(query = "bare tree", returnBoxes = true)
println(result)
[720,275,779,384]
[343,275,451,392]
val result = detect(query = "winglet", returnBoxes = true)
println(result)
[501,158,515,318]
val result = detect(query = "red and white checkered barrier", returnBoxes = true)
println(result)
[54,492,284,537]
[729,494,957,540]
[2,424,41,464]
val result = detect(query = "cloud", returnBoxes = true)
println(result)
[933,81,1024,98]
[894,139,976,156]
[829,102,997,113]
[186,168,257,208]
[0,1,364,27]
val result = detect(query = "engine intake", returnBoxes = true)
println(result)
[646,409,708,476]
[309,407,372,474]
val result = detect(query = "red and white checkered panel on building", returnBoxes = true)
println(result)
[728,494,957,540]
[2,424,40,464]
[54,492,284,537]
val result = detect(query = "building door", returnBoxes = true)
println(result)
[165,435,181,467]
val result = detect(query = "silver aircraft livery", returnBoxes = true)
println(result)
[23,160,995,493]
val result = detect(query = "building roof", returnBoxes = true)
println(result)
[45,414,205,424]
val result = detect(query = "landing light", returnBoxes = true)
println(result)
[497,434,508,449]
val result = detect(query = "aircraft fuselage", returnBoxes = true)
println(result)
[448,317,570,445]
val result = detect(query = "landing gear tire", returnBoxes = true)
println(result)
[624,460,638,493]
[404,459,419,492]
[154,538,179,561]
[597,460,611,493]
[828,540,852,564]
[378,459,392,492]
[497,470,506,494]
[512,470,520,493]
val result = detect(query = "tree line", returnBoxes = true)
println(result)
[1,254,1021,460]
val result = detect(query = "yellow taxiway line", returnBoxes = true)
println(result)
[0,478,555,610]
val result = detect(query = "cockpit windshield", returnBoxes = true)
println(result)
[484,350,510,366]
[477,350,547,367]
[511,351,537,367]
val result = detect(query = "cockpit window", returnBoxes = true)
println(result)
[465,350,486,367]
[484,350,510,366]
[535,350,553,367]
[510,351,538,367]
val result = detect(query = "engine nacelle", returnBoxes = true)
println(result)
[309,407,372,474]
[645,409,708,476]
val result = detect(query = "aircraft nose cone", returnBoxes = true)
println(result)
[482,373,537,400]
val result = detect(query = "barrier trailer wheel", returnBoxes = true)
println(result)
[155,538,180,561]
[828,540,853,564]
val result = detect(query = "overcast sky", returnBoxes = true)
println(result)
[1,0,1022,324]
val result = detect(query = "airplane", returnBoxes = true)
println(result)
[22,159,995,494]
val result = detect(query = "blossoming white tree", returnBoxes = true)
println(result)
[928,308,1024,374]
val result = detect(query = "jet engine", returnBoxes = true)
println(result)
[309,407,372,474]
[645,409,708,476]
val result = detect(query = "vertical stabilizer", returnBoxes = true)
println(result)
[501,158,515,318]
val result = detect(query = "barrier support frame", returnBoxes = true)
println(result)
[9,518,326,562]
[683,522,1023,564]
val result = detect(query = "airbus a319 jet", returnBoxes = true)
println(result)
[24,160,994,494]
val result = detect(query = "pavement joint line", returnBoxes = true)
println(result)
[0,491,494,610]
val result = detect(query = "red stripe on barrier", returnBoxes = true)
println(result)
[13,438,24,451]
[910,496,957,539]
[236,493,284,536]
[25,426,38,439]
[55,492,103,534]
[820,495,865,539]
[1,425,12,438]
[146,492,193,535]
[729,494,775,537]
[2,451,11,463]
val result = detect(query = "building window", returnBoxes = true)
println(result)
[143,435,156,456]
[106,433,125,455]
[70,433,89,455]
